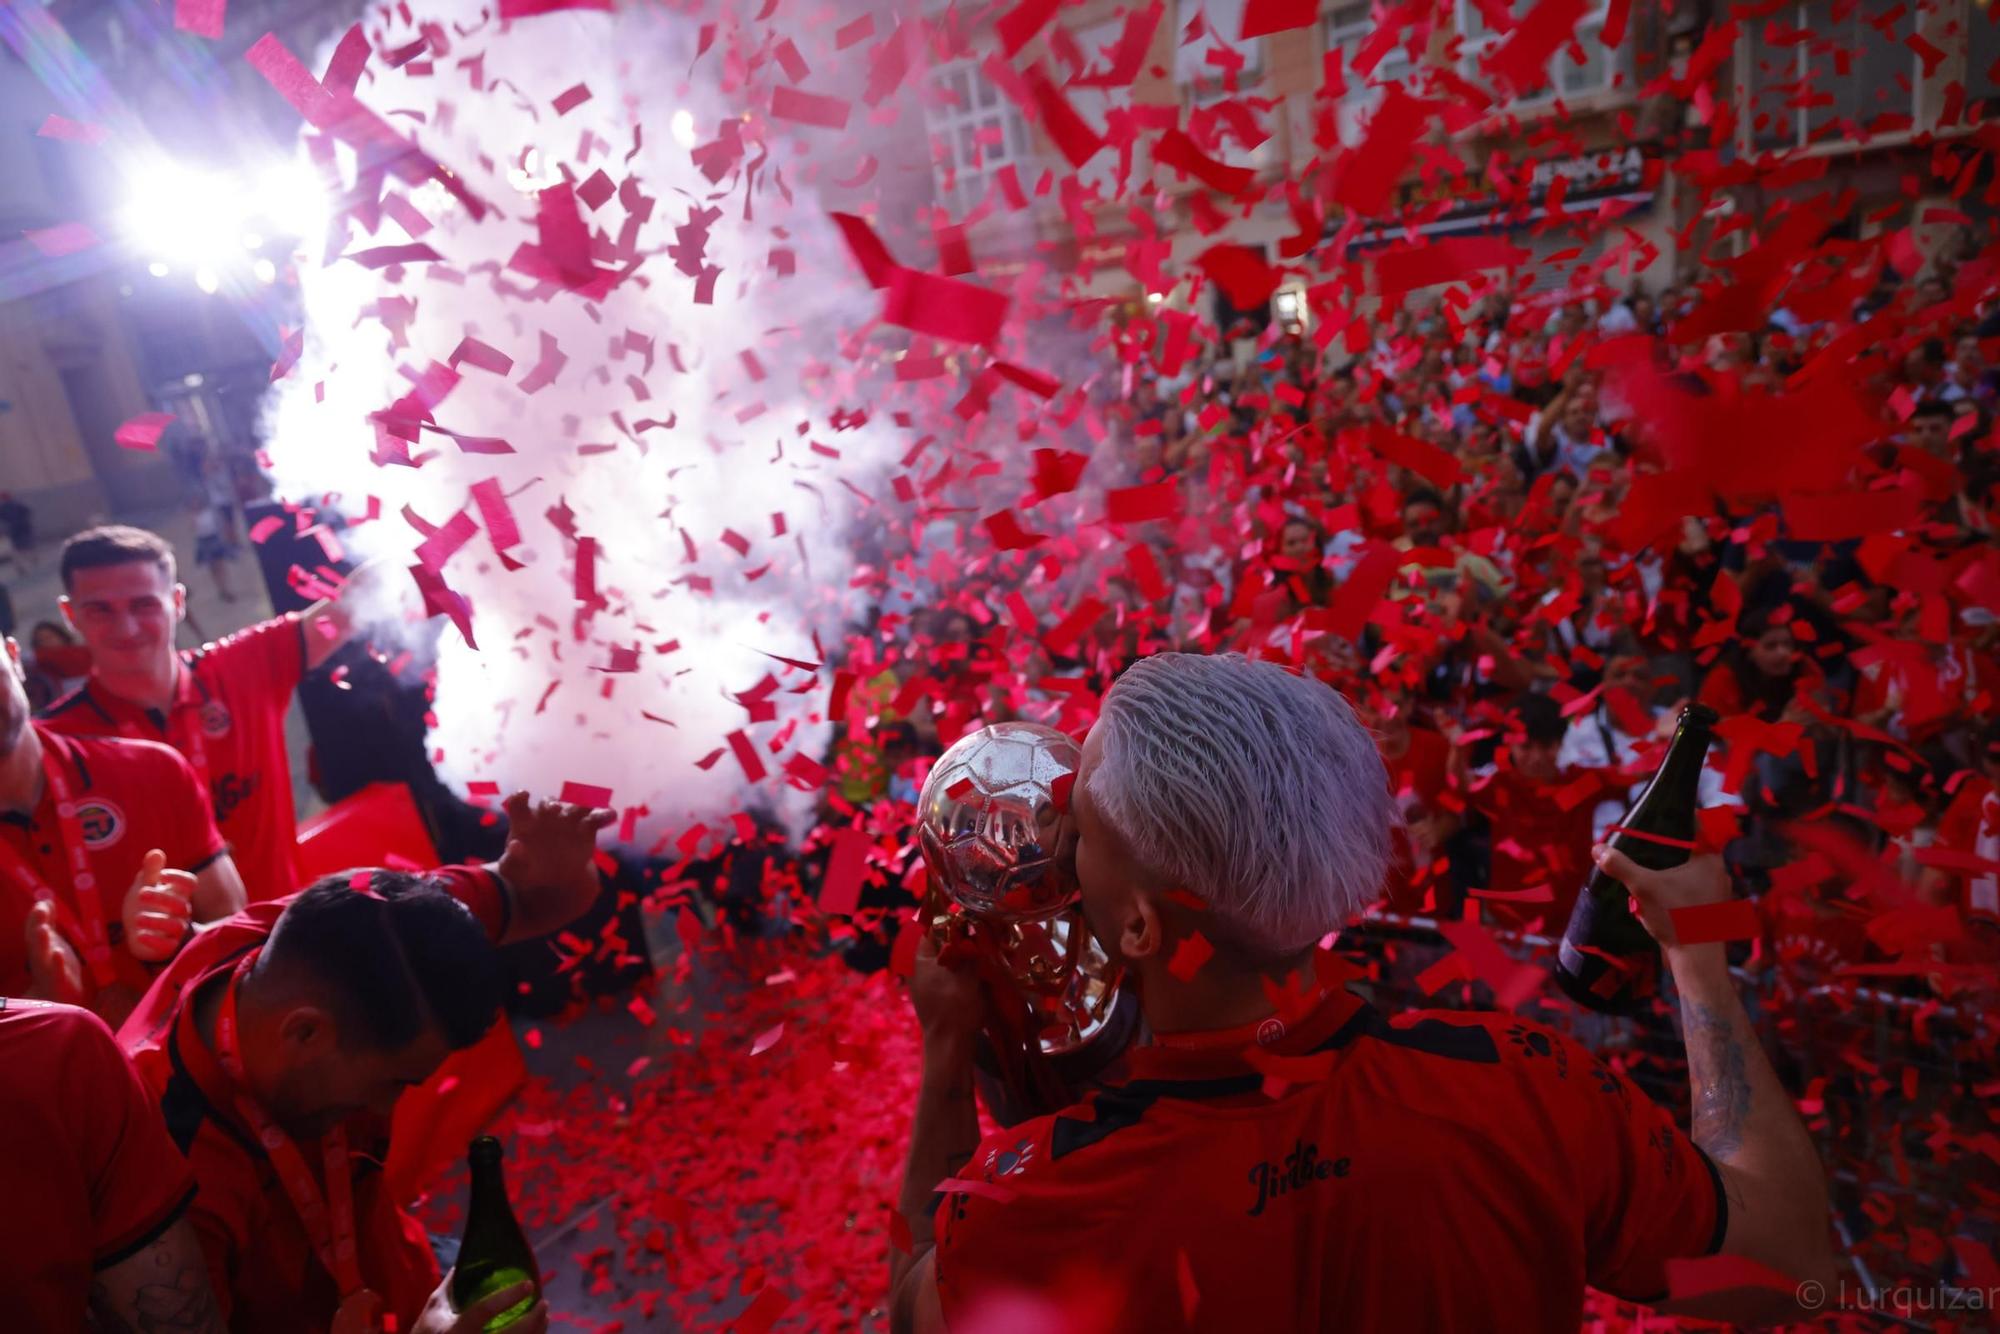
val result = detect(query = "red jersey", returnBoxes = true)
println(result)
[934,987,1725,1331]
[1461,765,1624,931]
[1936,778,2000,921]
[117,866,508,1334]
[1379,726,1452,914]
[0,998,197,1334]
[1,726,226,1003]
[44,614,307,903]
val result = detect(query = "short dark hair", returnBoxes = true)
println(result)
[1514,691,1567,745]
[59,524,176,592]
[1402,487,1445,514]
[259,872,505,1052]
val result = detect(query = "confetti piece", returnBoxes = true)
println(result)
[1167,931,1214,981]
[36,114,105,146]
[982,509,1049,551]
[1238,0,1317,39]
[770,86,852,130]
[1106,481,1181,525]
[499,0,614,15]
[880,267,1008,345]
[173,0,226,38]
[1331,86,1431,218]
[23,222,97,258]
[1667,900,1761,946]
[552,82,592,115]
[558,781,614,808]
[1020,62,1104,168]
[1154,129,1255,196]
[818,828,874,917]
[1483,0,1589,97]
[1197,243,1280,310]
[995,0,1062,57]
[113,411,176,451]
[829,212,896,288]
[449,337,515,376]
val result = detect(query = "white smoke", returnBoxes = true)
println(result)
[263,1,912,845]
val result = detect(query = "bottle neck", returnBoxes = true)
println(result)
[1644,720,1714,796]
[467,1157,508,1208]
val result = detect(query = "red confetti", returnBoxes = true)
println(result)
[770,86,852,130]
[113,411,176,451]
[1667,900,1761,946]
[173,0,226,39]
[1238,0,1317,39]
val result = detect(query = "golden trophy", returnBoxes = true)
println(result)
[915,722,1133,1124]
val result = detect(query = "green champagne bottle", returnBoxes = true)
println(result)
[451,1137,541,1330]
[1554,703,1719,1014]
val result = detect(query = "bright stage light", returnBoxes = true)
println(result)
[671,109,697,147]
[119,157,325,271]
[253,258,278,284]
[121,164,240,270]
[194,267,220,294]
[254,161,326,241]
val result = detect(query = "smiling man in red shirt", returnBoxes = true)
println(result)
[43,525,370,903]
[888,652,1835,1333]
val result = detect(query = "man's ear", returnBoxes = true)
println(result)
[172,583,188,624]
[1119,891,1165,964]
[277,1004,336,1056]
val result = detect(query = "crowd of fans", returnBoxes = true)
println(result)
[816,251,2000,1014]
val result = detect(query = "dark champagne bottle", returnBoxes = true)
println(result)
[451,1137,540,1330]
[1554,703,1719,1014]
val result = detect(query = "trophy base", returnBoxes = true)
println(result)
[972,986,1143,1128]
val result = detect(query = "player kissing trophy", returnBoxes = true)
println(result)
[915,721,1137,1125]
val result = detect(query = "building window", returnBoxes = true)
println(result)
[1173,0,1276,171]
[1326,3,1419,143]
[1326,2,1417,91]
[924,58,1032,214]
[1745,0,1920,151]
[1457,0,1624,103]
[1176,0,1265,98]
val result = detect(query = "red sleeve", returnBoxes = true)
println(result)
[57,1005,199,1268]
[933,1117,1132,1323]
[146,743,227,872]
[429,864,509,942]
[210,612,306,698]
[1545,1028,1727,1300]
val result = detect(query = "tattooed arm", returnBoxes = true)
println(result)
[889,936,985,1334]
[1596,848,1837,1317]
[88,1215,225,1333]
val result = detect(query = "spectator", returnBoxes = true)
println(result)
[44,525,375,901]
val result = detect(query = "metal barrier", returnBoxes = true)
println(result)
[1340,914,2000,1328]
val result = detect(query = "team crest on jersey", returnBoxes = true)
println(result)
[199,699,232,738]
[77,799,125,850]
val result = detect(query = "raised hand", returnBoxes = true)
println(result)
[122,848,197,963]
[494,790,616,942]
